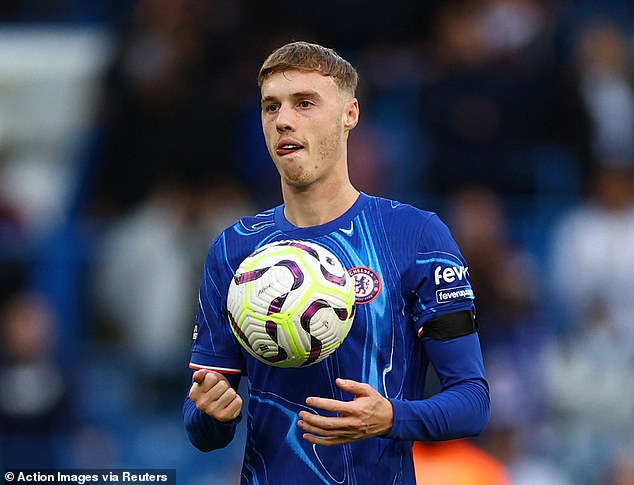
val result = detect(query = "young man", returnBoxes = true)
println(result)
[184,41,490,484]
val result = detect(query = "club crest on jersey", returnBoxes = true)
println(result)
[348,266,382,304]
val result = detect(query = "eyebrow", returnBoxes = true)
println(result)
[261,90,322,104]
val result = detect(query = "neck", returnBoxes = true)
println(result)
[282,180,360,228]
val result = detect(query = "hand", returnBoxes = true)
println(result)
[189,369,243,422]
[297,378,394,446]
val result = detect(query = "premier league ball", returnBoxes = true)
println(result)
[227,240,355,368]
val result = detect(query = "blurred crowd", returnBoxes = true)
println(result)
[0,0,633,484]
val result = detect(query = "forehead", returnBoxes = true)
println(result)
[260,69,341,99]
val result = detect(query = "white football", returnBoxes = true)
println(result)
[227,240,355,367]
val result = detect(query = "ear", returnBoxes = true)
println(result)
[343,98,359,131]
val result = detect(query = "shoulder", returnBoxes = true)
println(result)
[210,206,278,246]
[370,197,464,257]
[207,206,280,269]
[365,195,437,227]
[364,195,449,243]
[230,207,278,236]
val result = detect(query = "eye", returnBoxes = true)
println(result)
[298,100,313,108]
[264,104,279,113]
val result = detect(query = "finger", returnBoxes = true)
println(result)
[306,379,376,413]
[305,396,352,414]
[202,394,242,422]
[297,417,337,436]
[197,385,243,421]
[188,381,199,400]
[202,378,233,403]
[189,376,215,400]
[193,370,230,391]
[190,375,230,406]
[215,394,243,422]
[335,378,372,395]
[301,432,352,447]
[298,411,356,433]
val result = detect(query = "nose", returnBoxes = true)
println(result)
[275,104,294,132]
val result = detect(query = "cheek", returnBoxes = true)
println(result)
[262,125,278,154]
[261,120,274,142]
[316,122,344,159]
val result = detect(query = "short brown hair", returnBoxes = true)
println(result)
[258,41,358,96]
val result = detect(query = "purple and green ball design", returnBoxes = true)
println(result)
[227,240,356,368]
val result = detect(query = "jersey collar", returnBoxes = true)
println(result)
[274,192,370,237]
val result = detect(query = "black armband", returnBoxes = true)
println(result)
[422,310,478,341]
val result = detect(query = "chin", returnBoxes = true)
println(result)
[282,167,313,187]
[284,177,311,188]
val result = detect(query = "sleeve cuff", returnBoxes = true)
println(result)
[385,398,409,440]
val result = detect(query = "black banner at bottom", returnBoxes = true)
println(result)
[3,470,175,485]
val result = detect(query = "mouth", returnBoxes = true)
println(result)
[276,140,304,157]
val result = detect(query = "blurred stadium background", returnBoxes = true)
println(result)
[0,1,632,484]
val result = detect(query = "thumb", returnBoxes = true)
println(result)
[193,369,212,384]
[193,369,230,386]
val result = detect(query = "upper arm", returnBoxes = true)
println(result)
[409,213,476,337]
[189,236,246,377]
[423,331,487,391]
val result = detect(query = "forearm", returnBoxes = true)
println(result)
[183,396,240,451]
[386,377,490,441]
[386,332,490,441]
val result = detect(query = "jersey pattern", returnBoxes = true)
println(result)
[189,193,475,485]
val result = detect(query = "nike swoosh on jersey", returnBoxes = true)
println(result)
[340,222,354,235]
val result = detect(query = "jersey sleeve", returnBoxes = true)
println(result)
[184,235,246,452]
[189,234,246,375]
[387,332,490,441]
[183,392,241,452]
[410,213,476,338]
[386,212,489,442]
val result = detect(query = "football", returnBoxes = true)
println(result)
[227,240,355,368]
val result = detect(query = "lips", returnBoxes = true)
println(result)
[276,139,304,156]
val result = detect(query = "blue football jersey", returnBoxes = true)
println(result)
[187,193,484,484]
